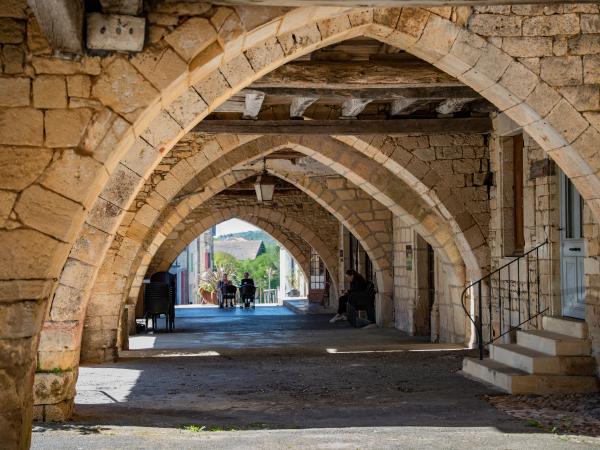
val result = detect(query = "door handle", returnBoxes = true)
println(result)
[568,247,581,251]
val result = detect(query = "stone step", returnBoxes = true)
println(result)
[490,343,596,375]
[462,357,599,395]
[517,329,591,356]
[543,316,588,339]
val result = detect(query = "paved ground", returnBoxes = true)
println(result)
[32,307,600,449]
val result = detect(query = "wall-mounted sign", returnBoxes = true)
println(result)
[406,245,413,271]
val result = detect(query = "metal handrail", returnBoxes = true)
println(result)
[461,239,548,359]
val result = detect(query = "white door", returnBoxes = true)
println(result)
[560,172,586,319]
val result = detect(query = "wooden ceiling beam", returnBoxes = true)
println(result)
[27,0,84,54]
[193,118,492,135]
[246,86,480,101]
[252,60,460,90]
[213,0,596,5]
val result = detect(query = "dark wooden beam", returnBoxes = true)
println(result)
[249,86,480,100]
[193,118,492,135]
[28,0,84,54]
[213,0,595,5]
[253,60,460,90]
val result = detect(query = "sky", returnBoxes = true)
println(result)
[215,219,259,236]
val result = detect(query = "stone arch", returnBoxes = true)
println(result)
[41,7,599,374]
[151,213,312,278]
[120,164,389,330]
[13,6,600,442]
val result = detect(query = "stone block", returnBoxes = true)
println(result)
[45,108,93,148]
[2,44,24,73]
[38,149,104,205]
[277,24,320,58]
[217,11,245,54]
[48,284,85,323]
[86,13,145,52]
[499,61,538,101]
[121,136,158,177]
[165,87,208,128]
[32,56,101,75]
[583,55,600,84]
[1,299,45,339]
[0,18,24,43]
[219,53,255,88]
[131,46,187,91]
[165,17,217,62]
[0,229,68,279]
[526,81,561,117]
[140,110,182,151]
[66,75,91,98]
[523,14,580,36]
[559,85,600,111]
[0,77,29,107]
[15,184,84,242]
[92,58,159,115]
[502,36,552,58]
[33,75,67,109]
[101,163,143,209]
[0,108,44,146]
[396,8,429,39]
[0,146,52,191]
[87,198,124,235]
[245,36,284,73]
[42,399,74,422]
[581,14,600,34]
[540,56,582,86]
[415,14,460,62]
[546,99,590,144]
[469,13,522,37]
[0,190,16,227]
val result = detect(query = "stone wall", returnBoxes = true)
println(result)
[3,2,600,444]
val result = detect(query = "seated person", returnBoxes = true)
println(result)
[240,272,254,287]
[223,280,237,307]
[330,269,367,323]
[216,274,229,308]
[239,272,256,307]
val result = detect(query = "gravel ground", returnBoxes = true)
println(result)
[486,393,600,437]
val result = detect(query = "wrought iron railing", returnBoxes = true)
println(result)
[461,240,549,360]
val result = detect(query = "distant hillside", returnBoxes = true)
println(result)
[216,230,278,246]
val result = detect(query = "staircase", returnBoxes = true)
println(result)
[462,316,599,394]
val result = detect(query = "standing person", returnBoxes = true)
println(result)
[330,269,367,323]
[217,273,228,308]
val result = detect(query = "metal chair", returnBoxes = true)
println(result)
[222,284,237,308]
[239,284,256,308]
[144,282,173,332]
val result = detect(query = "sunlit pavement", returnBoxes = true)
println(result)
[32,307,600,449]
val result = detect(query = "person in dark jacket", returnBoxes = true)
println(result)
[239,272,256,308]
[330,269,367,323]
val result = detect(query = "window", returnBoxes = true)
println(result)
[310,248,325,290]
[563,175,584,239]
[513,134,525,254]
[501,133,525,256]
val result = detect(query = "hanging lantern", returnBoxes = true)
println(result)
[254,160,275,202]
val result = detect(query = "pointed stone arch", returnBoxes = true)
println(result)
[10,6,600,444]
